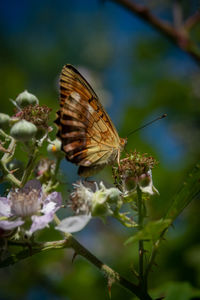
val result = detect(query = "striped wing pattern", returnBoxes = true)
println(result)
[55,64,123,176]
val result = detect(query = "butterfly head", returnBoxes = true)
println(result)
[120,138,127,150]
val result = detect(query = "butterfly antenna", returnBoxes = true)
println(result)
[127,114,167,138]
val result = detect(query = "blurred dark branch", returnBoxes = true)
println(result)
[109,0,176,39]
[184,10,200,31]
[173,0,183,30]
[108,0,200,65]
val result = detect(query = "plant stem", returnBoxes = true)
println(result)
[137,186,147,292]
[20,146,39,187]
[145,239,160,279]
[0,133,21,187]
[3,235,152,300]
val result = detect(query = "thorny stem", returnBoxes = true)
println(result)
[1,135,16,165]
[0,131,21,187]
[145,240,160,280]
[137,186,147,292]
[2,235,152,300]
[145,229,167,280]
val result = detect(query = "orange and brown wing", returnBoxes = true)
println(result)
[55,64,121,171]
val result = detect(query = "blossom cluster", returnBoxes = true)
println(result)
[0,90,159,242]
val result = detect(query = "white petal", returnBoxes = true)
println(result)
[139,170,159,195]
[42,192,62,214]
[56,215,91,233]
[0,219,24,230]
[140,184,154,195]
[0,197,11,217]
[27,213,54,235]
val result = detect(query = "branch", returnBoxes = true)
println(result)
[2,235,152,300]
[137,186,147,292]
[108,0,200,65]
[185,10,200,31]
[173,0,183,30]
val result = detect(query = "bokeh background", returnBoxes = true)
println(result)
[1,0,200,299]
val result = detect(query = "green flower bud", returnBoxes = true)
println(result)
[15,90,39,108]
[10,120,37,141]
[0,113,10,129]
[91,191,112,217]
[106,187,122,204]
[91,200,112,217]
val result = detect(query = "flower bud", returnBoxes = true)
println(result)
[106,187,121,204]
[0,113,10,129]
[15,90,39,108]
[122,176,138,194]
[47,139,64,158]
[138,173,151,188]
[10,120,37,141]
[138,170,159,195]
[91,192,112,217]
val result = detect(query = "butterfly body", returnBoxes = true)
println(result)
[55,64,126,177]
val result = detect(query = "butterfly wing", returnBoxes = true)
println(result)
[56,64,122,176]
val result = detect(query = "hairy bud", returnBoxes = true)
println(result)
[15,90,39,108]
[0,113,10,129]
[10,120,37,141]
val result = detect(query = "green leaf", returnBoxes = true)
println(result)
[124,219,171,245]
[125,163,200,246]
[165,163,200,221]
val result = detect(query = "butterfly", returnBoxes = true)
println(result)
[55,64,126,177]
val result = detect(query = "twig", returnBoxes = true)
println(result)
[184,10,200,31]
[108,0,200,64]
[2,236,152,300]
[173,0,183,30]
[137,186,147,292]
[0,133,21,187]
[109,0,176,39]
[144,224,169,281]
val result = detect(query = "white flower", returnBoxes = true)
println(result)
[138,170,159,195]
[123,169,159,196]
[0,180,62,235]
[56,181,121,234]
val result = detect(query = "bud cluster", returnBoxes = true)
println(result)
[113,150,158,195]
[69,181,121,218]
[0,90,52,143]
[17,104,51,130]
